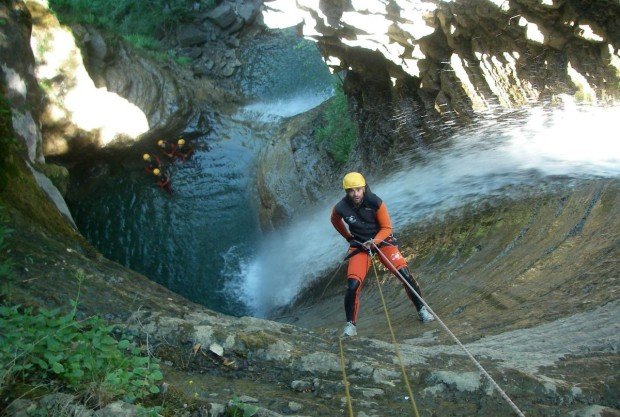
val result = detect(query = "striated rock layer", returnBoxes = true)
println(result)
[264,0,620,168]
[22,0,235,160]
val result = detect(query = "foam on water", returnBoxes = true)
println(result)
[240,88,334,121]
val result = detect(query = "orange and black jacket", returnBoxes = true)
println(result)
[331,189,392,244]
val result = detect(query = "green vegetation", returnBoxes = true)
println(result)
[122,34,162,51]
[226,395,258,417]
[0,219,11,282]
[315,85,358,164]
[48,0,215,50]
[0,302,163,401]
[0,94,18,192]
[174,55,193,67]
[0,220,163,411]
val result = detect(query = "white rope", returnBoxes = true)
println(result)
[370,243,527,417]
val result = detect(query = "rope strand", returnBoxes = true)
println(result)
[338,337,355,417]
[370,243,527,417]
[371,256,421,417]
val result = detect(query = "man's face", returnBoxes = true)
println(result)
[346,186,365,205]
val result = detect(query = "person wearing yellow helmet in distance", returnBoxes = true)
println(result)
[174,137,194,161]
[152,168,173,194]
[143,153,161,173]
[331,172,434,338]
[157,139,177,159]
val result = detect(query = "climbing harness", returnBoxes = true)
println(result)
[369,242,527,417]
[319,238,390,300]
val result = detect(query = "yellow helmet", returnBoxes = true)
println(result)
[178,138,186,146]
[157,140,165,147]
[143,153,150,161]
[153,168,161,175]
[343,172,366,189]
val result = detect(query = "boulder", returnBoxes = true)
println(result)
[226,17,245,34]
[177,24,210,46]
[238,2,261,25]
[205,3,237,28]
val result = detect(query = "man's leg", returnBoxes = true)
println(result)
[398,266,423,310]
[342,250,370,336]
[344,278,362,324]
[398,267,435,322]
[378,246,434,322]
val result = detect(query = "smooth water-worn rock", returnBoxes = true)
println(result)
[22,0,235,159]
[0,0,44,164]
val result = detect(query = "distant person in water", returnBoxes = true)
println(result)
[143,153,161,173]
[158,139,177,159]
[152,168,173,194]
[330,172,434,338]
[174,138,194,161]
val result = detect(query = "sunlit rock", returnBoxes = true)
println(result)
[567,62,597,103]
[262,0,304,28]
[450,54,489,111]
[577,24,604,42]
[11,110,43,163]
[518,16,545,44]
[28,7,149,153]
[27,163,76,228]
[608,44,620,76]
[1,64,27,98]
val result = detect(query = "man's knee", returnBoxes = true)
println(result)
[346,278,361,292]
[398,267,420,291]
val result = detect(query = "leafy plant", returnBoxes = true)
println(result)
[174,56,192,67]
[123,34,161,51]
[0,220,12,281]
[0,303,164,403]
[0,266,163,406]
[48,0,214,47]
[315,85,358,164]
[226,395,259,417]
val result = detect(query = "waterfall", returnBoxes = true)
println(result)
[229,101,620,316]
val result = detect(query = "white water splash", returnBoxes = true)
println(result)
[232,102,620,316]
[240,88,334,121]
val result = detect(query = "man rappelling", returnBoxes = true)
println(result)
[330,172,434,338]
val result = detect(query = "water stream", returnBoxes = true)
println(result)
[67,30,620,318]
[232,101,620,316]
[67,29,334,316]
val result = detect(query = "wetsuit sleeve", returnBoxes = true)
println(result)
[331,207,354,240]
[373,202,392,243]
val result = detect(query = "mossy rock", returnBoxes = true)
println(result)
[34,162,70,196]
[237,331,278,350]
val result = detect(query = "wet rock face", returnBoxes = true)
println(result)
[256,105,344,231]
[0,0,44,163]
[76,26,198,140]
[266,0,620,155]
[22,0,208,158]
[172,0,262,79]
